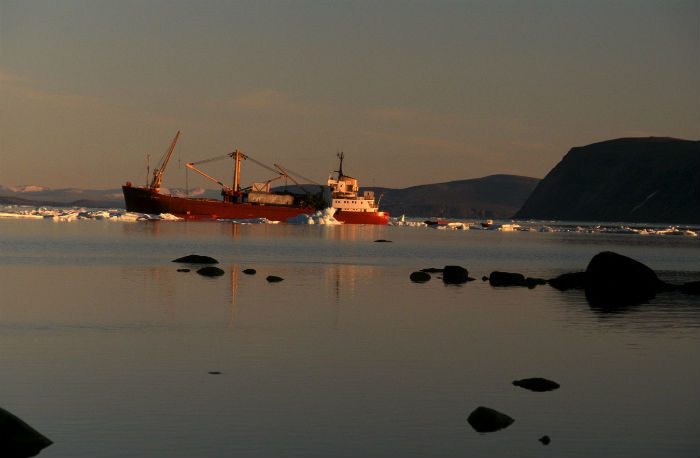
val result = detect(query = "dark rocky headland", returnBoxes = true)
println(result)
[514,137,699,224]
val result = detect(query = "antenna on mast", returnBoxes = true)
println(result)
[337,151,345,177]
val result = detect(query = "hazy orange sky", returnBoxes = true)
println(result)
[1,0,698,190]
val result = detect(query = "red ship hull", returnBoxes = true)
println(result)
[122,185,316,221]
[333,210,389,225]
[123,185,389,224]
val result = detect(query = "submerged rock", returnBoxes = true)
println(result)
[0,407,53,457]
[489,271,526,286]
[172,254,219,264]
[539,435,551,445]
[410,271,431,283]
[527,277,548,287]
[548,272,586,290]
[513,377,560,392]
[467,406,514,433]
[487,271,546,288]
[680,280,700,295]
[374,239,393,243]
[196,266,225,277]
[176,268,190,273]
[443,265,469,284]
[266,275,284,283]
[585,251,667,306]
[242,269,256,275]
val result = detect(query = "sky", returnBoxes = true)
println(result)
[1,0,698,191]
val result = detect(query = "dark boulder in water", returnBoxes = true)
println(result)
[513,377,560,392]
[196,266,225,277]
[488,272,546,288]
[539,435,551,445]
[172,254,219,264]
[176,268,190,273]
[489,271,526,287]
[584,251,667,306]
[0,407,53,457]
[443,265,469,284]
[467,406,514,433]
[242,269,257,275]
[266,275,284,283]
[548,272,586,290]
[680,280,700,295]
[410,271,431,283]
[526,277,548,288]
[374,239,393,243]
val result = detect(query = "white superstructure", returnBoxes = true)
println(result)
[328,154,382,213]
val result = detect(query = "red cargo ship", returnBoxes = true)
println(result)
[122,132,389,224]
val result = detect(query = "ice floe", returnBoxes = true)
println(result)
[0,204,696,235]
[387,215,697,236]
[286,208,341,225]
[0,205,181,222]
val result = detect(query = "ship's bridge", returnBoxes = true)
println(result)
[328,175,358,196]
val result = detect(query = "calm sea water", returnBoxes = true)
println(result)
[1,218,698,458]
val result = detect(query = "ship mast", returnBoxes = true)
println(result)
[337,151,345,178]
[150,130,181,192]
[233,150,242,192]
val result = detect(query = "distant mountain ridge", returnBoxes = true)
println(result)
[514,137,700,224]
[0,186,125,209]
[366,175,540,219]
[1,175,539,219]
[0,194,114,209]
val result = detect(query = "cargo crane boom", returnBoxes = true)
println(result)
[185,163,233,193]
[150,130,181,192]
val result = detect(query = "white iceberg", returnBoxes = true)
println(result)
[287,208,341,225]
